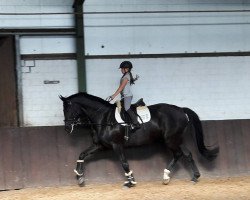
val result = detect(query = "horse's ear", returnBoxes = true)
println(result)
[59,95,66,101]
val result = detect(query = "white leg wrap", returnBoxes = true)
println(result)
[124,170,137,185]
[74,169,83,176]
[125,170,133,177]
[73,160,84,176]
[124,180,137,185]
[163,169,171,185]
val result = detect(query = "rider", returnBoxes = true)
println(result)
[110,61,141,130]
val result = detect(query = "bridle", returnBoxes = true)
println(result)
[63,103,86,134]
[64,101,123,134]
[64,118,83,134]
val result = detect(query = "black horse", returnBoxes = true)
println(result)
[60,92,219,187]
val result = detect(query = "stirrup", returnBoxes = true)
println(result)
[124,126,129,141]
[131,123,141,130]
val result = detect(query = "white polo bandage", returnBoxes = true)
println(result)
[125,170,133,177]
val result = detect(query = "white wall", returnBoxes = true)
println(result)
[84,0,250,55]
[21,60,78,126]
[86,57,250,121]
[4,0,250,55]
[20,36,75,54]
[20,56,250,126]
[1,0,250,125]
[0,0,74,28]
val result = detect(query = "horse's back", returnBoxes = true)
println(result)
[148,103,183,112]
[148,103,186,120]
[147,103,189,132]
[125,103,187,147]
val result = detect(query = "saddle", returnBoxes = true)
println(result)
[116,98,145,112]
[115,98,151,125]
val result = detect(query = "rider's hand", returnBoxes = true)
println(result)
[106,96,113,102]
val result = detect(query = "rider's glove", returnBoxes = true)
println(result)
[106,96,113,102]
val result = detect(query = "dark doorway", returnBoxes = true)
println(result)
[0,36,18,127]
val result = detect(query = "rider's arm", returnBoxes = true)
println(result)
[111,78,128,99]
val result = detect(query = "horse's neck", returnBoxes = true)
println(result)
[80,101,110,121]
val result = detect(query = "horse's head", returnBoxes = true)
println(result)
[59,95,85,134]
[60,92,114,133]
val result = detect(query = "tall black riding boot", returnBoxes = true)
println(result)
[126,109,141,130]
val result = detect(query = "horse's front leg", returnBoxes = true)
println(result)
[74,144,103,185]
[112,144,137,188]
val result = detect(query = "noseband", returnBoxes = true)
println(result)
[64,118,83,134]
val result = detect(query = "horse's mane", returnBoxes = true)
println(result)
[67,92,113,107]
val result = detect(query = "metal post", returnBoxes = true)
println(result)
[74,0,86,92]
[15,35,24,126]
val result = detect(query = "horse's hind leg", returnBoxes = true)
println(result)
[181,145,201,182]
[112,144,137,188]
[163,148,183,184]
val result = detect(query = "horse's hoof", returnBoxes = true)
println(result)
[123,181,136,188]
[191,177,198,184]
[163,178,170,185]
[122,185,130,189]
[78,176,85,186]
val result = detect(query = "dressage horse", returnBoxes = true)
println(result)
[60,92,219,187]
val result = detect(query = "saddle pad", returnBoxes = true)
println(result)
[115,106,151,126]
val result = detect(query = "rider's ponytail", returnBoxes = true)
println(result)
[128,70,139,85]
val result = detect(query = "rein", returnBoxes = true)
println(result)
[78,121,128,127]
[64,102,130,133]
[65,118,128,134]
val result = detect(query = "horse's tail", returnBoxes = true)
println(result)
[183,107,219,161]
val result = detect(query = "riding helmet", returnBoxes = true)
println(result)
[119,61,133,69]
